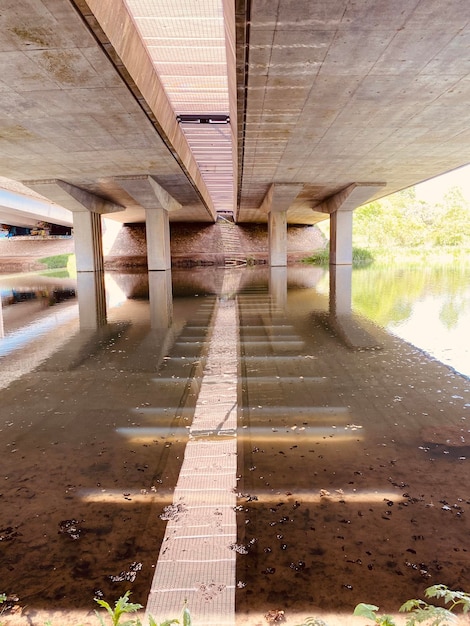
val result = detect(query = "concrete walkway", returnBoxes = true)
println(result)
[146,286,240,624]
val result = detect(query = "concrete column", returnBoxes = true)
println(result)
[268,210,287,267]
[330,209,353,266]
[148,270,173,329]
[145,208,171,271]
[76,271,107,329]
[73,211,104,272]
[259,183,303,268]
[329,264,352,316]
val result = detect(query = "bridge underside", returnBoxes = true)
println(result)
[0,0,469,257]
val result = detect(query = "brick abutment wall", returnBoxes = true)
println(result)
[0,223,326,271]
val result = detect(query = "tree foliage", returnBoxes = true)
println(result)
[353,186,470,249]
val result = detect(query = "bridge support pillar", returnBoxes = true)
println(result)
[259,183,303,266]
[73,210,104,272]
[27,180,124,273]
[115,177,183,271]
[146,208,171,270]
[315,183,385,267]
[330,209,353,266]
[268,210,287,267]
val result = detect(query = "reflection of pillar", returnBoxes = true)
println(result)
[73,211,104,272]
[76,271,107,329]
[146,208,171,270]
[268,210,287,267]
[269,266,287,309]
[148,270,173,329]
[329,264,352,316]
[0,297,4,338]
[330,209,353,265]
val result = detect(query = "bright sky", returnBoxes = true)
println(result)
[415,163,470,202]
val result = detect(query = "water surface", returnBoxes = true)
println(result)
[1,266,469,625]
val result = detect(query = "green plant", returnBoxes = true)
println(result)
[353,603,396,626]
[354,584,470,626]
[95,591,143,626]
[302,246,374,266]
[94,591,190,626]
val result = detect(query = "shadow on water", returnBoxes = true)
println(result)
[0,266,470,624]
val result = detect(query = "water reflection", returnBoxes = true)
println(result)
[0,266,470,626]
[349,264,470,378]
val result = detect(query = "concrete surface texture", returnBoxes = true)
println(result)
[0,1,469,228]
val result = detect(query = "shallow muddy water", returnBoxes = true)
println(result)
[0,265,469,626]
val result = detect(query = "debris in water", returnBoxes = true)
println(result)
[58,519,83,540]
[229,543,248,554]
[265,608,285,623]
[160,503,187,521]
[0,526,21,542]
[109,561,142,583]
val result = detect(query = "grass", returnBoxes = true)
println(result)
[303,246,374,266]
[303,245,470,268]
[38,253,73,269]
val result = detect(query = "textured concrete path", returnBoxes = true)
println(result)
[146,298,239,625]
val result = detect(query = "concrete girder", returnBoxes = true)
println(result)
[114,177,182,213]
[26,181,125,215]
[315,183,386,215]
[0,187,73,228]
[85,0,216,221]
[259,183,304,214]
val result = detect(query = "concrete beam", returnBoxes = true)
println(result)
[315,183,386,214]
[27,180,124,215]
[0,188,72,227]
[259,183,304,214]
[85,0,216,219]
[115,176,182,212]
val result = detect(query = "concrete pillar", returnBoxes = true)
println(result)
[148,270,173,329]
[76,271,107,329]
[259,183,303,268]
[146,208,171,270]
[72,211,104,272]
[329,264,352,316]
[268,210,287,267]
[330,209,353,266]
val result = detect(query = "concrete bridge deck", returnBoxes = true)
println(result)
[0,0,469,271]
